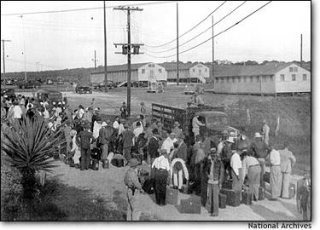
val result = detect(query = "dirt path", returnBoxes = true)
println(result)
[49,160,304,221]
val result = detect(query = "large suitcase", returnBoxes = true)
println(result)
[242,190,253,205]
[258,186,265,200]
[166,187,179,205]
[220,188,241,207]
[219,193,227,209]
[180,195,201,214]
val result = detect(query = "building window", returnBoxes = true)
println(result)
[292,74,296,81]
[216,78,219,83]
[280,74,285,81]
[262,76,267,82]
[256,76,260,82]
[232,77,235,83]
[221,78,224,84]
[227,78,230,83]
[289,66,298,72]
[158,69,162,73]
[303,74,307,81]
[270,75,274,81]
[142,69,145,74]
[243,76,247,83]
[250,76,253,82]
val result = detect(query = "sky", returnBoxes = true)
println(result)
[1,1,311,73]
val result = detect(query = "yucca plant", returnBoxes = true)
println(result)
[2,116,64,200]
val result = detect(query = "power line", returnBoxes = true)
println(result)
[144,1,247,54]
[1,1,177,16]
[145,1,227,48]
[142,1,272,59]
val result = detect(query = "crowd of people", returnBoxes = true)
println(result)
[1,93,297,221]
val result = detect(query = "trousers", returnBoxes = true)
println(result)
[173,170,183,189]
[80,148,91,170]
[206,183,219,216]
[248,165,261,200]
[101,143,109,160]
[280,172,291,198]
[270,165,281,199]
[154,169,168,205]
[126,188,141,221]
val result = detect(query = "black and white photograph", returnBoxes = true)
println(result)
[0,0,312,223]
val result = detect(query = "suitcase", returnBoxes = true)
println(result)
[258,186,265,200]
[180,195,201,214]
[289,183,296,199]
[219,193,227,209]
[102,159,109,169]
[220,188,241,207]
[142,178,154,194]
[222,180,233,189]
[166,187,179,205]
[242,190,253,205]
[91,159,99,171]
[111,158,124,167]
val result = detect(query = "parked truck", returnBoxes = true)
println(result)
[151,103,240,146]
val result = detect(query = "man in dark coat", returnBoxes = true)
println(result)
[122,123,135,161]
[77,123,93,170]
[147,128,160,165]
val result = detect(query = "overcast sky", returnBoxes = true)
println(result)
[1,1,311,73]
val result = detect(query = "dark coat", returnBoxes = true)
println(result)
[148,136,160,159]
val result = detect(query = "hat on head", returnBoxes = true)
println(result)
[210,147,217,152]
[222,130,228,136]
[152,128,159,135]
[174,121,180,126]
[101,122,107,127]
[226,136,234,143]
[129,158,139,167]
[70,130,77,136]
[255,132,262,138]
[124,123,129,128]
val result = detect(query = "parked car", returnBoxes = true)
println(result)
[16,80,41,89]
[1,88,15,98]
[75,86,92,94]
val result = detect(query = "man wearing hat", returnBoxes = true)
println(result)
[152,149,170,206]
[122,123,135,162]
[120,102,128,119]
[124,158,143,220]
[161,132,177,157]
[172,121,182,137]
[266,144,281,200]
[99,120,114,161]
[250,132,268,188]
[205,147,224,216]
[76,122,93,170]
[147,128,160,165]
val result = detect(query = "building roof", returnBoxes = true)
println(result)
[92,63,150,74]
[210,63,306,78]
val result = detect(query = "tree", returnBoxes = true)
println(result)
[2,116,63,201]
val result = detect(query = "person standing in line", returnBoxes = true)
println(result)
[124,158,143,221]
[161,132,177,156]
[192,115,205,139]
[120,102,128,119]
[242,149,261,201]
[205,147,224,216]
[172,121,183,137]
[99,120,114,161]
[261,119,270,145]
[133,121,144,139]
[230,147,243,193]
[140,101,146,116]
[147,128,160,165]
[70,130,81,167]
[122,123,135,162]
[266,144,282,200]
[152,149,170,206]
[63,121,72,156]
[250,132,269,188]
[279,142,296,199]
[77,123,93,170]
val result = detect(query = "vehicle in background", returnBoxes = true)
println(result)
[152,103,240,147]
[75,85,92,94]
[184,84,196,95]
[1,88,15,98]
[93,80,117,90]
[16,80,41,89]
[36,89,64,106]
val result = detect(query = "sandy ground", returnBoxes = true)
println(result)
[49,160,304,221]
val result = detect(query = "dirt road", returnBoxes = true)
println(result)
[49,160,304,221]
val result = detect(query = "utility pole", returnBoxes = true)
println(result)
[114,6,143,117]
[1,39,11,79]
[211,16,214,87]
[92,50,97,69]
[103,1,108,92]
[300,34,303,67]
[176,2,179,86]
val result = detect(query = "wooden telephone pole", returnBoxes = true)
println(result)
[176,2,179,86]
[1,39,11,79]
[114,6,143,117]
[103,1,108,92]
